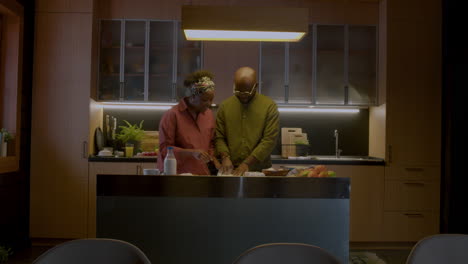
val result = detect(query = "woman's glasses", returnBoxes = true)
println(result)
[233,83,257,96]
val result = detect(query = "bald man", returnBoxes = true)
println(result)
[215,66,279,176]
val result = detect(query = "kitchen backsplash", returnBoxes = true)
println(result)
[103,107,369,156]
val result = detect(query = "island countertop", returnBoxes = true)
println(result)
[89,155,385,165]
[97,174,350,199]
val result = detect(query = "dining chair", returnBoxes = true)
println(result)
[232,242,341,264]
[32,238,151,264]
[406,234,468,264]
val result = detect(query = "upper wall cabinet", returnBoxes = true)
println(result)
[260,24,377,106]
[98,20,202,102]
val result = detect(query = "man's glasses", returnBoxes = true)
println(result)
[233,83,257,96]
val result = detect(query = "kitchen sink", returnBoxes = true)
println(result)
[312,156,383,162]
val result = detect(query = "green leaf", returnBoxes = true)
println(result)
[0,128,12,143]
[116,120,145,143]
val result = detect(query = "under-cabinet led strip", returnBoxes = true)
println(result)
[101,102,360,113]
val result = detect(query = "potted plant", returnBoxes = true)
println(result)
[0,246,12,263]
[294,139,309,157]
[0,128,12,157]
[116,120,145,155]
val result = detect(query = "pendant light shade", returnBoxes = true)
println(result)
[182,6,308,42]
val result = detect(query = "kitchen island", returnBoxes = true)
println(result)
[96,174,350,264]
[89,155,385,166]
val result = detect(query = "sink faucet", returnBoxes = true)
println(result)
[334,129,342,158]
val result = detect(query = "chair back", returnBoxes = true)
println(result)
[33,238,151,264]
[232,243,341,264]
[406,234,468,264]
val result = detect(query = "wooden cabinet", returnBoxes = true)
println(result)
[378,0,442,241]
[140,161,158,172]
[97,20,202,102]
[382,165,440,241]
[259,24,377,106]
[36,0,93,13]
[326,165,385,242]
[87,161,157,237]
[384,180,439,211]
[384,0,441,167]
[382,211,439,241]
[30,12,92,238]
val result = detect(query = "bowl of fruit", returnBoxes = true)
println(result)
[136,151,158,157]
[294,165,336,178]
[262,168,291,176]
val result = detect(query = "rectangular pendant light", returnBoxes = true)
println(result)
[182,6,308,42]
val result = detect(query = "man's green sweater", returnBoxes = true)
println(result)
[215,93,279,172]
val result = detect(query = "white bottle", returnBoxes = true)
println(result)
[164,146,177,175]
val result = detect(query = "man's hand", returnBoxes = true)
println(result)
[212,157,221,170]
[233,163,249,176]
[220,157,233,175]
[188,149,211,163]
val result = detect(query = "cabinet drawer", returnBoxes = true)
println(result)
[385,166,439,181]
[383,212,439,241]
[385,180,439,211]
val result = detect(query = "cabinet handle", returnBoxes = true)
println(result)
[82,141,87,159]
[388,145,392,163]
[136,165,141,175]
[405,167,424,172]
[404,182,425,186]
[404,213,424,218]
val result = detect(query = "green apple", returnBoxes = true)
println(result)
[299,170,310,177]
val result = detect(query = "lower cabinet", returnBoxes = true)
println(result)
[87,161,158,237]
[382,165,440,241]
[382,211,439,241]
[326,165,385,242]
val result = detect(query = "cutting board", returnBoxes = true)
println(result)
[281,128,302,158]
[141,131,159,152]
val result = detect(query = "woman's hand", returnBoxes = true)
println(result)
[220,157,234,175]
[188,149,211,163]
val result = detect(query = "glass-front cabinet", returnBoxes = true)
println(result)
[347,26,377,105]
[149,21,174,102]
[98,20,202,102]
[315,25,345,105]
[99,20,121,101]
[260,42,285,102]
[289,30,313,104]
[124,21,146,101]
[176,23,203,99]
[259,24,377,106]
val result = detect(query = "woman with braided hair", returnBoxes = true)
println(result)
[157,70,221,175]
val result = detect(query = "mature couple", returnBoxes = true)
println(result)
[157,66,279,176]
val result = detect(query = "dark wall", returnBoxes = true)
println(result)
[103,107,369,156]
[0,0,34,250]
[441,0,468,233]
